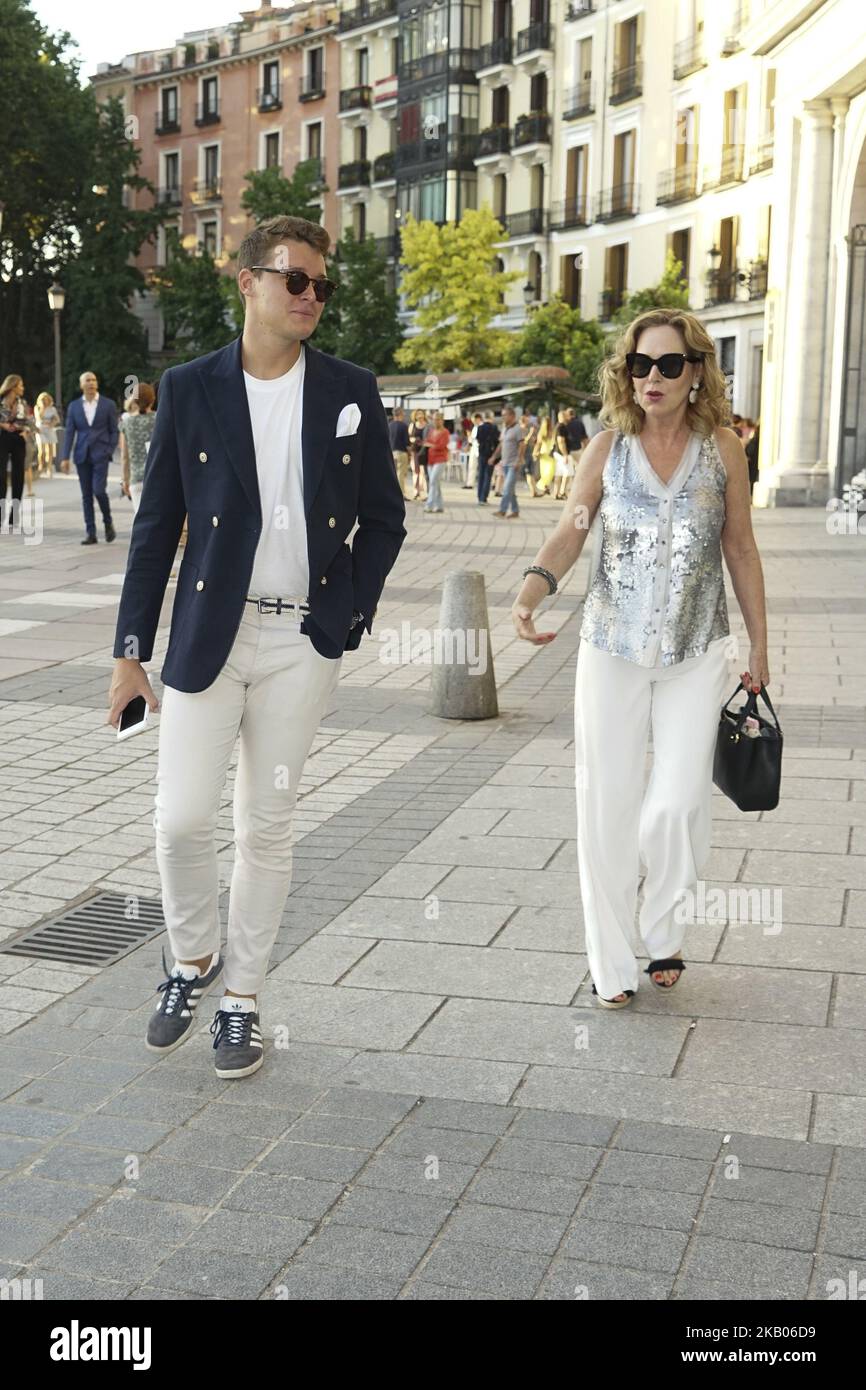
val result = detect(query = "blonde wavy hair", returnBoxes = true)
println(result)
[597,308,730,437]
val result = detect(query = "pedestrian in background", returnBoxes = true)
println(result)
[0,374,32,529]
[535,412,556,496]
[388,405,411,499]
[119,382,156,513]
[423,410,450,514]
[464,411,482,491]
[520,411,541,498]
[60,369,118,545]
[490,403,523,520]
[408,407,428,501]
[553,408,572,500]
[475,409,499,506]
[34,392,60,478]
[745,418,760,498]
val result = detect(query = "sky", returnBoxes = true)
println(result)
[30,0,244,80]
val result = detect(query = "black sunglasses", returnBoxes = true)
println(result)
[251,266,338,302]
[626,352,702,379]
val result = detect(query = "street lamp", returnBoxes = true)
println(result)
[47,280,65,414]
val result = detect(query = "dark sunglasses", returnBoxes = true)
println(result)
[251,266,338,302]
[626,352,702,379]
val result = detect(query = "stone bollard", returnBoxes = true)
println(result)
[430,570,499,719]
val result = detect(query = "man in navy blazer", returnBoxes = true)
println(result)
[107,214,406,1079]
[60,370,118,544]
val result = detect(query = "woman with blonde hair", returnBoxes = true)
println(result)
[534,412,556,495]
[408,408,428,501]
[34,392,61,477]
[0,374,33,527]
[511,308,770,1006]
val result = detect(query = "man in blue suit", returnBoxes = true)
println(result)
[60,370,118,544]
[107,214,406,1080]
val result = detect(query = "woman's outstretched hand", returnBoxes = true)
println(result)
[512,602,557,644]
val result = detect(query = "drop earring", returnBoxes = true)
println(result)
[688,382,700,404]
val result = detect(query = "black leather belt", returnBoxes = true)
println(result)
[245,596,310,615]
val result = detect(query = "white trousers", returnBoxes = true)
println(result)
[153,602,342,995]
[574,634,730,999]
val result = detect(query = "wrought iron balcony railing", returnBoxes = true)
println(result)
[476,125,511,158]
[595,183,639,221]
[155,111,180,136]
[338,0,397,33]
[513,113,551,148]
[673,34,706,80]
[257,85,282,112]
[478,36,513,70]
[549,197,590,230]
[337,159,371,189]
[656,164,699,206]
[563,81,593,119]
[610,61,642,105]
[194,102,220,127]
[339,85,372,113]
[516,22,553,58]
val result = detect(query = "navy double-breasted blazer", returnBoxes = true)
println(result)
[112,335,406,692]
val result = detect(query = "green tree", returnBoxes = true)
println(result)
[505,294,607,394]
[0,0,100,394]
[611,249,690,326]
[153,231,235,364]
[395,206,520,372]
[60,96,165,401]
[239,160,329,225]
[311,228,402,372]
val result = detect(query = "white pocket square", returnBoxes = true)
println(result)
[336,402,361,437]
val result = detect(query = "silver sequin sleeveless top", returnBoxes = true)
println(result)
[580,429,729,667]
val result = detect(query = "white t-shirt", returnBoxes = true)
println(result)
[244,345,308,600]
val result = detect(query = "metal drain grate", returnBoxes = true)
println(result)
[0,892,165,967]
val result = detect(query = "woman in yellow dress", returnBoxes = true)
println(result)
[535,412,556,495]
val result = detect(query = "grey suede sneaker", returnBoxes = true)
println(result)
[145,947,224,1053]
[209,998,264,1079]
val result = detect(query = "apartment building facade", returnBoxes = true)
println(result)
[91,0,866,503]
[91,2,341,352]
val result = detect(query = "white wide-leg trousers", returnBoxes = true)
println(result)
[574,634,731,999]
[153,602,342,996]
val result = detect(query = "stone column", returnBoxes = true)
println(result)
[819,98,850,482]
[772,99,835,504]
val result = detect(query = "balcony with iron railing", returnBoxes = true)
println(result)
[516,21,553,58]
[657,164,699,206]
[750,133,774,174]
[721,2,750,54]
[257,85,282,112]
[513,113,551,149]
[339,85,372,113]
[704,266,749,305]
[476,125,511,158]
[157,186,182,206]
[704,147,745,190]
[299,75,325,102]
[566,1,596,17]
[195,102,220,127]
[192,176,222,202]
[673,34,706,80]
[599,288,625,320]
[595,183,639,221]
[610,61,642,105]
[395,131,480,171]
[300,156,326,188]
[155,111,180,135]
[338,0,397,33]
[337,159,371,189]
[398,49,479,85]
[372,150,396,181]
[478,36,513,71]
[549,197,590,230]
[563,81,594,119]
[500,208,549,239]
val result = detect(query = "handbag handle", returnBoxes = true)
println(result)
[721,681,781,740]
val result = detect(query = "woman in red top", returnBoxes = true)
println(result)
[422,412,451,514]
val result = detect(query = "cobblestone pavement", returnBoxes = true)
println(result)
[0,470,864,1299]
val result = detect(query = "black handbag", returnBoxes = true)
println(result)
[713,682,783,812]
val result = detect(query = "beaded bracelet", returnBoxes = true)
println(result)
[522,564,558,595]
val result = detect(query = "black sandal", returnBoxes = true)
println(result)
[591,984,635,1010]
[645,958,686,990]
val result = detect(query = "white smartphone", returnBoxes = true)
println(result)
[117,694,150,741]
